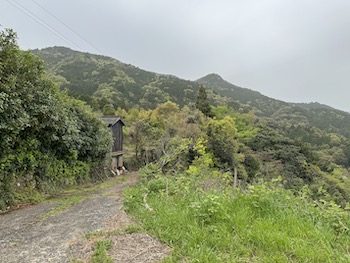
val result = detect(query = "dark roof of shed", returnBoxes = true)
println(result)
[100,116,125,126]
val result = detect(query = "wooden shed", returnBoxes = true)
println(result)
[100,116,125,173]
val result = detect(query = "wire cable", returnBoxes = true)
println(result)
[7,0,83,51]
[30,0,103,54]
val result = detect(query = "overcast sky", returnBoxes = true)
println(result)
[2,0,350,112]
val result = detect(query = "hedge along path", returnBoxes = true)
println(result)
[0,172,171,263]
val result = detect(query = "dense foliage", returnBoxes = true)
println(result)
[3,32,350,260]
[195,86,213,117]
[121,102,350,261]
[32,47,230,113]
[34,47,350,137]
[0,29,111,209]
[125,164,350,262]
[24,45,350,207]
[119,100,350,207]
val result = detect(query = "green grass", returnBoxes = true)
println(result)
[124,173,350,262]
[90,239,113,263]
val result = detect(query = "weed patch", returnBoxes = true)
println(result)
[90,239,113,263]
[124,165,350,262]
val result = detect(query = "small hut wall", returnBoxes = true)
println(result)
[112,121,123,152]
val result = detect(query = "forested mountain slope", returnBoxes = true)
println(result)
[33,47,350,148]
[197,73,288,116]
[34,47,350,139]
[198,73,350,139]
[31,46,350,206]
[2,33,349,262]
[33,47,206,110]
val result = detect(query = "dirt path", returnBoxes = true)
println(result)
[0,172,170,263]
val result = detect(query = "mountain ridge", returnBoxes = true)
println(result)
[32,46,350,140]
[34,47,339,111]
[27,46,350,207]
[34,46,348,114]
[196,71,350,138]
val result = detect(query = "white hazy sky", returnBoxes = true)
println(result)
[2,0,350,112]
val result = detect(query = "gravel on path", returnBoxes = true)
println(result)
[0,173,170,263]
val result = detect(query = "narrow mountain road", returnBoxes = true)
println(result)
[0,172,170,263]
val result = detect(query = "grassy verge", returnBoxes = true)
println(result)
[124,166,350,262]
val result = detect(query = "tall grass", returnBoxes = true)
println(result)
[124,166,350,262]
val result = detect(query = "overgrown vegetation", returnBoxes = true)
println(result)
[119,101,350,207]
[4,28,350,260]
[34,46,350,206]
[118,94,350,261]
[0,29,112,210]
[125,162,350,262]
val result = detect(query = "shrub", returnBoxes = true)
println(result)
[0,28,111,208]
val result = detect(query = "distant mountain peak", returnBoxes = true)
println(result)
[197,73,224,82]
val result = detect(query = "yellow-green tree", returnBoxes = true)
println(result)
[207,117,239,167]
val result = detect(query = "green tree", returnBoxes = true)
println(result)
[0,28,111,209]
[207,117,238,167]
[195,85,212,117]
[126,108,162,166]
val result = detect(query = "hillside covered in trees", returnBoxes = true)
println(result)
[2,39,350,209]
[34,46,350,139]
[2,29,350,260]
[30,46,350,205]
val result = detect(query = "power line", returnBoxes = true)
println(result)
[31,0,103,54]
[7,0,83,51]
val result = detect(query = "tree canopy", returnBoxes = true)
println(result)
[195,85,212,117]
[0,28,111,209]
